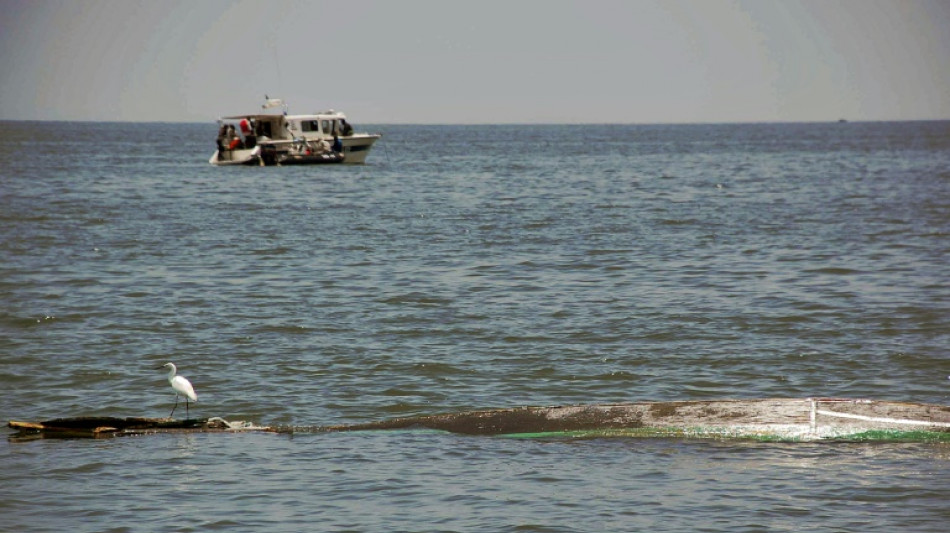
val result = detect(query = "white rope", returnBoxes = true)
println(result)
[814,409,950,428]
[809,399,817,432]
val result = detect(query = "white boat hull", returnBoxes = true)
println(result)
[209,134,379,166]
[211,101,381,166]
[209,146,262,166]
[338,134,381,164]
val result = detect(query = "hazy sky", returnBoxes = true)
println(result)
[1,0,948,123]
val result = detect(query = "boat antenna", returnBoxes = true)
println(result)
[262,95,288,114]
[269,34,285,110]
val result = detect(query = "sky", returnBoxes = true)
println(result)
[1,0,948,124]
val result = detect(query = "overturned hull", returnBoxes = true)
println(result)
[323,398,950,442]
[10,399,950,442]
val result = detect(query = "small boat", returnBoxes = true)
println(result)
[209,97,380,166]
[208,145,262,166]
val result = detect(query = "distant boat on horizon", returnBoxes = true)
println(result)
[209,97,381,166]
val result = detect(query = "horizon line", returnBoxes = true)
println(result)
[2,118,949,127]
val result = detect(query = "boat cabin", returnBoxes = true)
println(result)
[220,111,354,143]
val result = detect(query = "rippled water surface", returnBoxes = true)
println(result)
[2,120,949,531]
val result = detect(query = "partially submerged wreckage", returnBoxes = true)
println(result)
[9,398,950,442]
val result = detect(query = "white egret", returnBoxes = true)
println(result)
[157,362,198,418]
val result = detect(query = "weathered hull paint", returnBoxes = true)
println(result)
[320,398,950,442]
[11,399,950,442]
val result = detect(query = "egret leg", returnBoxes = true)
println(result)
[185,397,190,418]
[169,395,179,418]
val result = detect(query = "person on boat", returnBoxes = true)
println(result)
[332,135,343,153]
[227,124,242,150]
[240,117,256,148]
[216,124,228,152]
[313,138,331,154]
[340,119,354,136]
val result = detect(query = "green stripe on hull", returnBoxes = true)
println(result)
[838,430,950,442]
[499,427,950,442]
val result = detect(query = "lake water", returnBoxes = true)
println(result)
[2,120,949,531]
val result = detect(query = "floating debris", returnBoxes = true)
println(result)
[7,416,278,441]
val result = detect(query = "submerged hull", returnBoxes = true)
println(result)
[324,398,950,441]
[11,399,950,442]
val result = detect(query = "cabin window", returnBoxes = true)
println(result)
[258,122,273,137]
[321,120,331,134]
[301,120,321,132]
